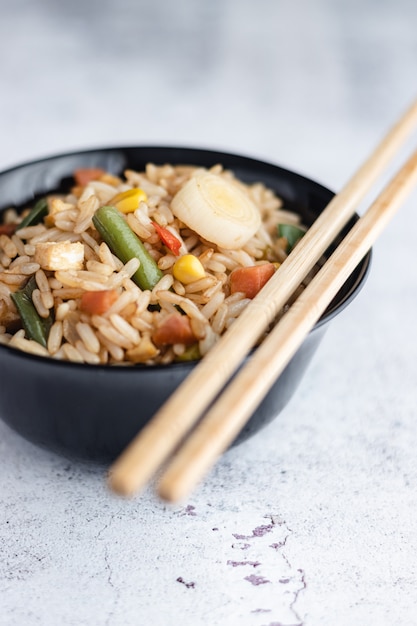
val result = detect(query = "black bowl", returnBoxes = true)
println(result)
[0,146,371,462]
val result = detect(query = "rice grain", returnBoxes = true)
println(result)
[76,322,101,354]
[0,235,17,258]
[47,321,63,354]
[32,289,50,319]
[109,314,140,345]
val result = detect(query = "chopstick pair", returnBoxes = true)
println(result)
[108,98,417,502]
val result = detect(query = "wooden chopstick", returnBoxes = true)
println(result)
[158,148,417,502]
[108,99,417,498]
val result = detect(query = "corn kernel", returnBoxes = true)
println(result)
[173,254,206,284]
[111,188,148,214]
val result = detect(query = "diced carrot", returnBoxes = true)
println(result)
[73,168,105,187]
[151,222,182,256]
[0,223,17,236]
[152,313,196,346]
[79,290,119,315]
[230,263,276,299]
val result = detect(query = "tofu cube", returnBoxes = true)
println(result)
[34,242,84,271]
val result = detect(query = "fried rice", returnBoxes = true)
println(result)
[0,163,311,365]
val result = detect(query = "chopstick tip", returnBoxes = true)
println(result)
[157,479,185,504]
[107,468,138,498]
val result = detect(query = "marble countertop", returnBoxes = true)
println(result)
[1,1,417,624]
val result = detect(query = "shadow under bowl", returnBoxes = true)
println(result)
[0,146,371,462]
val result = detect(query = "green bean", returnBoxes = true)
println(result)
[16,197,48,230]
[174,343,201,362]
[277,223,306,253]
[11,276,53,348]
[92,206,163,291]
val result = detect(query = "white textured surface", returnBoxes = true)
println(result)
[1,1,417,625]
